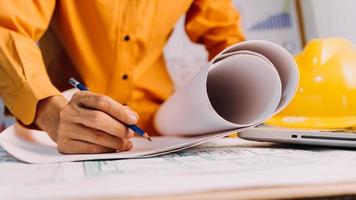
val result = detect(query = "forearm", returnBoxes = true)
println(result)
[185,0,245,59]
[0,1,59,126]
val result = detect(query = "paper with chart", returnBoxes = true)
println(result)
[0,40,298,163]
[1,138,356,199]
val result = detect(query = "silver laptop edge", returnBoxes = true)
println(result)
[239,127,356,148]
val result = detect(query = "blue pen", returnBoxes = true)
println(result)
[68,77,152,141]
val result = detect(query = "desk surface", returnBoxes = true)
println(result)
[102,183,356,200]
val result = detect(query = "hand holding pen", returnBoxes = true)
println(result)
[34,78,150,154]
[69,78,151,141]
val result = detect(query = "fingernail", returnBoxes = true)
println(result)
[127,113,137,123]
[127,130,134,138]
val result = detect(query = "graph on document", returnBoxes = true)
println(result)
[249,11,292,31]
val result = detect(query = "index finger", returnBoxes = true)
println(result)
[71,91,138,124]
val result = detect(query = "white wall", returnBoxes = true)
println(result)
[301,0,356,43]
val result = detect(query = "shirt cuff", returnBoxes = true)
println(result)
[10,75,61,125]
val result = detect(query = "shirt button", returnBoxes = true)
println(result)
[123,35,130,41]
[122,74,129,80]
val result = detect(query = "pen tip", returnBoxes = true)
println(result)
[143,133,152,141]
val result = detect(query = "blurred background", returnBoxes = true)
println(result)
[1,0,355,131]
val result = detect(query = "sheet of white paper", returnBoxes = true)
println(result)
[1,138,356,200]
[0,124,237,163]
[155,40,298,135]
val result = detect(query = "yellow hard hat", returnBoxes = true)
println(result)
[266,38,356,130]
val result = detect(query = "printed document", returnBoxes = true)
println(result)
[1,138,356,199]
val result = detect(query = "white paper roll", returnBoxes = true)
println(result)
[154,40,299,136]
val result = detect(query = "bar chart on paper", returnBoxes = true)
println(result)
[233,0,302,54]
[249,11,292,31]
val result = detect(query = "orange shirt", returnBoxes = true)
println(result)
[0,0,244,134]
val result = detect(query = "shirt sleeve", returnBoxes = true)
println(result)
[0,0,61,125]
[185,0,245,60]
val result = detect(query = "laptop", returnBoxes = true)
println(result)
[239,126,356,148]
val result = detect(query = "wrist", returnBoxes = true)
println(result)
[34,95,68,141]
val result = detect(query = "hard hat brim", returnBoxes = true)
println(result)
[265,116,356,130]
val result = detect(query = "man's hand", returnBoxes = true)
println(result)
[35,91,137,154]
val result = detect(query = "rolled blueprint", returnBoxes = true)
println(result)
[154,40,299,135]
